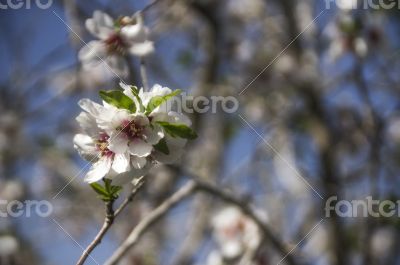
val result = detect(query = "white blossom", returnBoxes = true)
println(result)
[211,207,263,259]
[78,11,154,78]
[74,82,195,184]
[74,99,155,184]
[121,82,192,163]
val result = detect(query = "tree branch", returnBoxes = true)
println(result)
[105,178,300,265]
[104,181,197,265]
[76,200,115,265]
[76,180,145,265]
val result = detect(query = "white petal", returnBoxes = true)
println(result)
[73,134,99,161]
[131,156,147,169]
[111,153,130,173]
[143,125,164,145]
[220,241,243,259]
[153,148,183,164]
[106,56,129,78]
[84,156,112,183]
[120,24,146,42]
[86,11,114,39]
[153,135,187,164]
[168,111,192,126]
[78,41,107,68]
[76,112,99,137]
[108,133,129,154]
[78,98,105,118]
[109,163,151,185]
[128,41,154,57]
[119,81,133,98]
[97,109,131,136]
[128,139,152,157]
[150,84,172,96]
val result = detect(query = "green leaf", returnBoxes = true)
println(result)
[130,86,145,112]
[90,183,109,197]
[156,122,197,140]
[154,138,170,155]
[146,90,181,115]
[90,180,122,201]
[99,90,136,112]
[110,186,123,197]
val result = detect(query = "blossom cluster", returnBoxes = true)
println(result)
[73,83,196,185]
[79,11,154,78]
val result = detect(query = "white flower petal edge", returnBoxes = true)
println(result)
[85,156,112,183]
[129,138,153,157]
[85,11,114,40]
[73,134,99,162]
[78,41,107,68]
[112,153,131,174]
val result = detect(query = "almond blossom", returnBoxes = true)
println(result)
[78,11,154,78]
[211,207,263,260]
[73,99,154,184]
[74,82,196,184]
[121,82,193,163]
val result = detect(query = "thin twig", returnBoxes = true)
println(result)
[115,179,145,217]
[76,200,115,265]
[104,179,299,265]
[104,181,197,265]
[141,0,163,13]
[76,180,145,265]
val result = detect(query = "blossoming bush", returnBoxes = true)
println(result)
[73,82,196,197]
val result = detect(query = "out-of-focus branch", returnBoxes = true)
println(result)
[76,200,115,265]
[104,181,197,265]
[105,176,300,265]
[194,180,299,265]
[114,179,145,217]
[354,58,384,265]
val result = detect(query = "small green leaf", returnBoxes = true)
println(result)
[130,86,145,112]
[146,90,181,115]
[90,180,122,201]
[103,179,112,192]
[154,138,170,155]
[90,183,109,197]
[110,186,123,198]
[156,122,197,140]
[99,90,136,112]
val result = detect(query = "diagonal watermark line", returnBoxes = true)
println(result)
[52,11,127,84]
[277,218,325,265]
[52,162,92,199]
[238,9,326,96]
[238,114,324,200]
[52,218,101,265]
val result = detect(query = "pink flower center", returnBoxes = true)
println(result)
[119,120,145,140]
[104,33,127,55]
[96,133,114,157]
